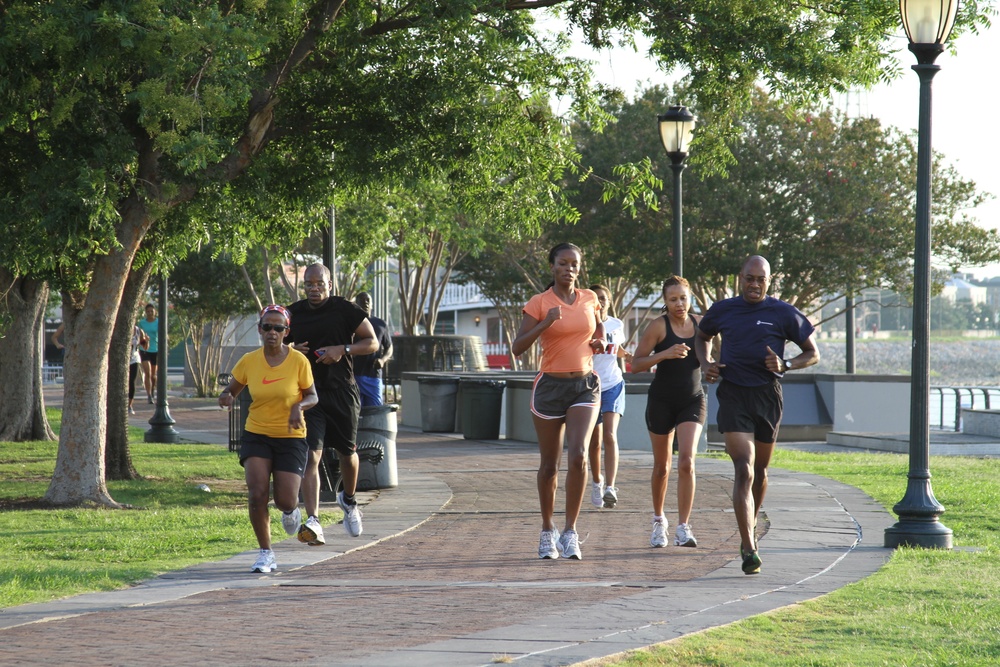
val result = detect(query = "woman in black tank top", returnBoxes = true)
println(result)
[631,276,707,549]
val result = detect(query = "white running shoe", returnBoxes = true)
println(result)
[557,529,582,559]
[251,548,276,573]
[337,491,364,537]
[603,486,618,508]
[538,528,560,559]
[281,507,301,536]
[650,518,668,547]
[298,515,326,546]
[590,478,605,508]
[674,522,697,547]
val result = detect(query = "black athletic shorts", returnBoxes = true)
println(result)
[139,349,158,364]
[645,392,707,435]
[715,379,783,443]
[305,385,360,455]
[238,431,307,475]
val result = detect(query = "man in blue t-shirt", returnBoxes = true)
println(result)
[695,255,819,575]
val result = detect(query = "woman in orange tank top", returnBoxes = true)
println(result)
[512,243,605,560]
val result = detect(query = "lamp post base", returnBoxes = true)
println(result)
[884,520,953,549]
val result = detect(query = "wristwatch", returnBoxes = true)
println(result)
[344,345,351,356]
[781,358,791,372]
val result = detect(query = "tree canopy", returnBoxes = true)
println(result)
[0,0,992,505]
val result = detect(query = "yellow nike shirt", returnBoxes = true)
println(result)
[232,348,314,438]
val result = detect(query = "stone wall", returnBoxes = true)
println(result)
[799,339,1000,387]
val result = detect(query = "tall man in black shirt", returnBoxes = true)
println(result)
[286,264,377,543]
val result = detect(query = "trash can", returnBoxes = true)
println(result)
[356,404,399,491]
[460,378,506,440]
[418,375,460,432]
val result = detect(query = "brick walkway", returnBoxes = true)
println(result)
[1,392,894,666]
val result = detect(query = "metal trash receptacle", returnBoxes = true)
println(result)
[356,404,399,491]
[417,375,460,432]
[459,378,506,440]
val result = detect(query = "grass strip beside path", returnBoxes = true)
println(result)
[0,411,338,609]
[601,451,1000,667]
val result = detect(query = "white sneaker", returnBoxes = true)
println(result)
[281,507,301,536]
[603,486,618,508]
[251,548,276,573]
[337,491,364,537]
[298,515,326,546]
[590,478,605,508]
[557,529,582,559]
[650,518,668,547]
[674,522,697,547]
[538,528,560,559]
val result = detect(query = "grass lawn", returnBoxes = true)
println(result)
[600,450,1000,667]
[0,409,338,609]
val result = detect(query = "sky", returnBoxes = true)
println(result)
[544,16,1000,280]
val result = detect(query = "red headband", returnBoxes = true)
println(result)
[259,304,291,325]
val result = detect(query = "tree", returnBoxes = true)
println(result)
[0,272,56,442]
[1,1,989,506]
[171,248,260,397]
[680,90,1000,314]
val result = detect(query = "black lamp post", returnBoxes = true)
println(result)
[657,106,696,277]
[145,273,180,443]
[884,0,958,549]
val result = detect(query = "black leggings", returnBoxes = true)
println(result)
[129,362,139,401]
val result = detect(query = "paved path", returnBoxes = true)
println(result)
[0,394,895,666]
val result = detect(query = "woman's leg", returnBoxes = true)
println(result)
[534,415,564,531]
[587,424,603,485]
[602,412,621,488]
[141,358,153,400]
[244,457,275,550]
[272,470,303,514]
[562,404,599,532]
[649,430,674,517]
[674,421,703,525]
[128,362,138,405]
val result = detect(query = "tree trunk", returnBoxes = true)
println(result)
[44,206,148,507]
[105,263,153,481]
[0,270,56,442]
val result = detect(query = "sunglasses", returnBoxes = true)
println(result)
[260,323,288,333]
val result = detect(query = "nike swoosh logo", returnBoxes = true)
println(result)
[262,377,284,384]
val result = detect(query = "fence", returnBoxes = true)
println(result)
[43,364,64,384]
[930,386,1000,432]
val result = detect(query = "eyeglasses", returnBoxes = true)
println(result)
[260,324,288,333]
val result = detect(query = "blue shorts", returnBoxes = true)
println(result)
[530,373,600,419]
[596,380,625,424]
[356,376,384,407]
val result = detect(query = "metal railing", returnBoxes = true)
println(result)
[931,386,1000,432]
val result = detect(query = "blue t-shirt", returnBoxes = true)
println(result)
[138,318,159,354]
[698,296,814,387]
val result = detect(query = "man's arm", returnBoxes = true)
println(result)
[766,332,820,373]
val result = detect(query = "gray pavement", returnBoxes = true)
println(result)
[0,392,895,666]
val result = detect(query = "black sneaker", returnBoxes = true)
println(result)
[741,548,762,575]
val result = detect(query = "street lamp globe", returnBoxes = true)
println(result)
[657,106,696,157]
[900,0,959,46]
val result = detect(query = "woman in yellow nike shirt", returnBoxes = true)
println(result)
[220,305,318,573]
